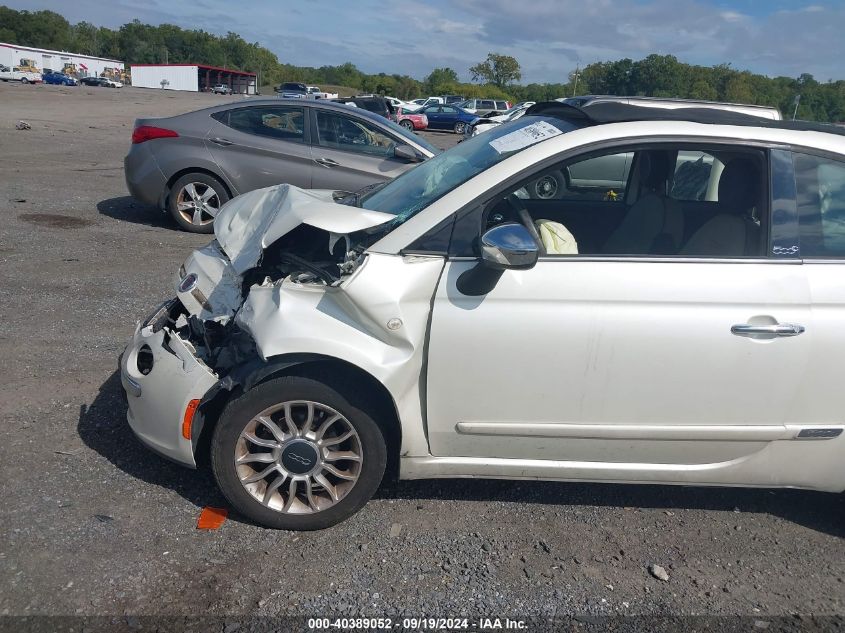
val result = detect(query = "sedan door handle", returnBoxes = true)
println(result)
[209,137,234,146]
[731,323,805,338]
[315,157,340,168]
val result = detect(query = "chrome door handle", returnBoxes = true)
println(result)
[315,157,340,168]
[731,323,805,337]
[209,137,234,146]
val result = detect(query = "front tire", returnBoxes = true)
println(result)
[20,78,29,84]
[167,172,229,233]
[211,376,388,530]
[454,121,466,134]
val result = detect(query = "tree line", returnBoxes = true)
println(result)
[1,6,843,122]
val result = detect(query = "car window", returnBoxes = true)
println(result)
[315,110,397,157]
[224,106,305,142]
[441,106,457,114]
[556,152,634,201]
[795,152,845,257]
[480,100,495,110]
[670,151,715,201]
[491,145,767,258]
[496,101,508,110]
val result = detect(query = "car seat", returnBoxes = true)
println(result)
[601,152,683,255]
[679,158,761,257]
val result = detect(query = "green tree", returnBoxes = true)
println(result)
[424,67,459,94]
[469,53,521,89]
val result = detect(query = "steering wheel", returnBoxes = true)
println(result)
[505,194,544,251]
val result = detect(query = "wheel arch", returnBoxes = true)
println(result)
[194,353,403,480]
[163,167,234,208]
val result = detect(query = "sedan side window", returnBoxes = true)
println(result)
[225,106,305,142]
[315,111,397,157]
[795,152,845,256]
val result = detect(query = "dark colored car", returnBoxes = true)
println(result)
[276,82,308,98]
[330,96,393,119]
[42,72,78,86]
[124,99,440,233]
[80,76,106,87]
[418,104,478,134]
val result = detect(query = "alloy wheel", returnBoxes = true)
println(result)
[175,182,221,227]
[234,400,363,515]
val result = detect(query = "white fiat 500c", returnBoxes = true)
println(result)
[121,102,845,530]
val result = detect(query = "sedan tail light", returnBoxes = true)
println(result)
[132,125,179,144]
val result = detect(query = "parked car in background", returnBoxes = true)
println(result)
[100,76,123,88]
[465,102,535,137]
[42,71,78,86]
[418,103,478,133]
[276,82,309,99]
[441,94,465,105]
[124,99,439,232]
[307,86,339,99]
[0,65,41,83]
[396,109,428,131]
[330,95,393,119]
[559,95,782,120]
[211,84,232,95]
[385,96,421,112]
[80,76,106,86]
[121,102,845,530]
[458,98,512,114]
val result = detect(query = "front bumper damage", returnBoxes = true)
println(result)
[120,302,219,467]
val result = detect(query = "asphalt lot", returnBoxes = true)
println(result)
[0,82,843,625]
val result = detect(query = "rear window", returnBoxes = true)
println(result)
[282,83,306,91]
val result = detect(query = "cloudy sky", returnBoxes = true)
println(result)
[8,0,845,83]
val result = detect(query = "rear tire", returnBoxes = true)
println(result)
[20,78,29,84]
[210,376,388,530]
[400,119,414,131]
[167,172,229,234]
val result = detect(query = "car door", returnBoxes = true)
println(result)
[792,149,845,433]
[425,142,811,468]
[309,107,414,192]
[422,106,444,129]
[437,105,460,128]
[205,104,312,193]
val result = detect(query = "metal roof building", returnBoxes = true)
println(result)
[0,42,124,76]
[130,64,257,94]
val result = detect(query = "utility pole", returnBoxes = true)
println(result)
[571,65,580,97]
[792,94,801,121]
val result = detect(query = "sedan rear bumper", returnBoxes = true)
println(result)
[124,144,168,209]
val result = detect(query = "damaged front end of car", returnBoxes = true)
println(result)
[120,183,398,467]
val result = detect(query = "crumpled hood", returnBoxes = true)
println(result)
[214,183,394,274]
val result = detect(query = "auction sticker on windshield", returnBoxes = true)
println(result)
[489,120,562,154]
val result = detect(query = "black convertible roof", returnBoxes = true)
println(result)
[524,101,845,137]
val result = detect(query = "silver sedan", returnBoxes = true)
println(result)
[124,98,438,233]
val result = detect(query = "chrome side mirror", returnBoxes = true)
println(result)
[480,222,539,270]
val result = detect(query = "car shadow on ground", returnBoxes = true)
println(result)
[80,370,844,538]
[97,195,178,229]
[78,370,225,509]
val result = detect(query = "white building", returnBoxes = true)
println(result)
[130,64,257,94]
[0,42,124,76]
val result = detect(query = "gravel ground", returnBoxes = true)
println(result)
[0,82,843,629]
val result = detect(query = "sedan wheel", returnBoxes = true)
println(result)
[211,376,388,530]
[167,173,229,234]
[400,120,414,130]
[454,121,466,134]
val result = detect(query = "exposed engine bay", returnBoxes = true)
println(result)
[155,184,396,377]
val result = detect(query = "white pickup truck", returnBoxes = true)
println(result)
[0,65,42,83]
[307,85,339,100]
